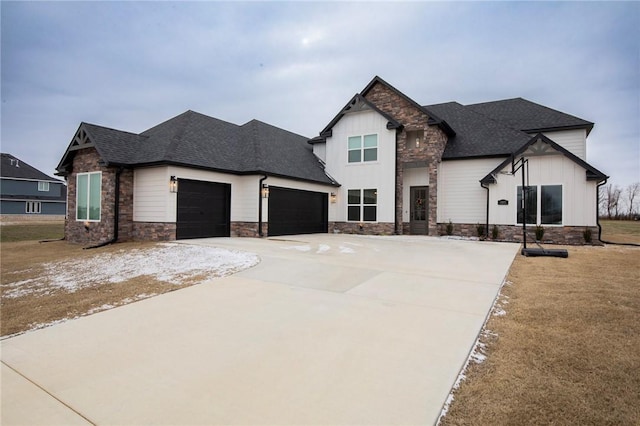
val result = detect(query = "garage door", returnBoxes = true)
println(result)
[176,179,230,239]
[268,187,328,237]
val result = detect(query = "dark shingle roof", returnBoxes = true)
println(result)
[425,102,532,159]
[467,98,594,135]
[58,111,337,186]
[1,153,61,181]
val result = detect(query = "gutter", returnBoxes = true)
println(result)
[480,181,490,239]
[85,167,123,249]
[258,175,267,237]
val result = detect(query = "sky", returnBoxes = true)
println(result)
[1,1,639,189]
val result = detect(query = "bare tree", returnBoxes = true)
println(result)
[627,182,640,217]
[603,184,623,219]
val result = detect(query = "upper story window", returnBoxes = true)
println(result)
[37,181,50,192]
[76,172,102,221]
[517,185,563,225]
[348,134,377,163]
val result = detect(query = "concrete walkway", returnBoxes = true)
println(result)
[1,234,519,425]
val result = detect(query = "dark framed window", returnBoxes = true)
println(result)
[347,189,377,222]
[517,185,563,225]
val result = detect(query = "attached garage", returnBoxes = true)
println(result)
[268,186,328,237]
[176,179,230,239]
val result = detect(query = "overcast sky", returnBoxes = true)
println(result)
[2,1,638,188]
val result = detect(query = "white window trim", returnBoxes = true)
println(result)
[347,188,378,222]
[76,171,102,222]
[515,184,564,227]
[347,133,378,164]
[37,181,50,192]
[25,201,41,214]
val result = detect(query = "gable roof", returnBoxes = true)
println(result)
[361,76,455,136]
[309,94,403,144]
[56,111,338,186]
[1,153,61,182]
[468,98,594,136]
[480,133,607,184]
[426,102,532,159]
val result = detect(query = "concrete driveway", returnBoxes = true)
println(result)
[1,234,519,425]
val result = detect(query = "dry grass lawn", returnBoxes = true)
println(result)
[599,219,640,244]
[0,240,196,337]
[441,244,640,424]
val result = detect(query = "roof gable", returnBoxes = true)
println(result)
[361,76,455,136]
[480,133,607,184]
[309,94,403,144]
[468,98,594,136]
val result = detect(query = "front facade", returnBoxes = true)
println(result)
[0,153,66,220]
[56,76,607,246]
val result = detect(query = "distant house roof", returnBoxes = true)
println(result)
[1,153,61,182]
[57,111,338,186]
[467,97,594,136]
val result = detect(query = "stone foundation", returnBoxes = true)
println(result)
[231,222,263,238]
[132,222,176,241]
[330,222,395,235]
[438,222,602,245]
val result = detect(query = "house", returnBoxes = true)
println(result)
[56,76,607,245]
[1,153,66,220]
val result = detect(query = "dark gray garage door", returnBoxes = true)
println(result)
[268,187,328,237]
[176,179,230,239]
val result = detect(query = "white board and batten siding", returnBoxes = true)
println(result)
[437,158,503,224]
[323,110,397,223]
[133,166,259,223]
[489,154,598,226]
[538,129,587,161]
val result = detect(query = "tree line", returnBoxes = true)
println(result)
[599,182,640,219]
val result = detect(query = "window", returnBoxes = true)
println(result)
[347,189,377,222]
[541,185,563,225]
[76,172,101,221]
[348,134,377,163]
[38,181,50,192]
[25,201,41,214]
[517,185,562,225]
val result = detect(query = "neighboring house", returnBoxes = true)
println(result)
[1,153,66,219]
[56,76,607,245]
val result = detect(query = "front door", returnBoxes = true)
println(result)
[410,186,428,235]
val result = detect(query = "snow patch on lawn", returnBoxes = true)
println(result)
[2,243,259,299]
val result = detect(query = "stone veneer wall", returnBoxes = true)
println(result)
[132,222,176,241]
[65,148,135,245]
[231,222,265,238]
[363,82,448,235]
[330,222,395,235]
[438,222,602,245]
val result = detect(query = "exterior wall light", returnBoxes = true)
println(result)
[262,184,269,198]
[330,192,337,203]
[169,176,178,193]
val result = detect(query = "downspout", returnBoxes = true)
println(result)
[258,175,267,237]
[85,166,123,249]
[596,178,608,243]
[481,182,490,239]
